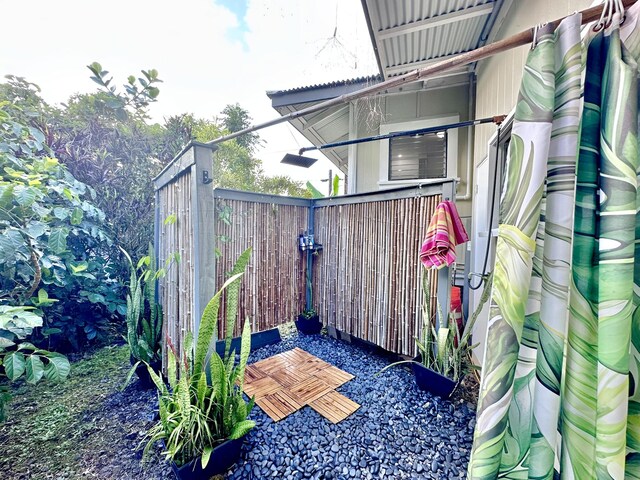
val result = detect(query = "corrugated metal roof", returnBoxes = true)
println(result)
[267,75,382,97]
[363,0,498,78]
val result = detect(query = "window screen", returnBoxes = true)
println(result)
[388,131,447,180]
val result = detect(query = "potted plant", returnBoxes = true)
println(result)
[381,273,488,399]
[122,245,164,389]
[295,307,322,335]
[143,248,256,479]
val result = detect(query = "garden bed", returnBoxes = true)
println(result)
[0,330,477,479]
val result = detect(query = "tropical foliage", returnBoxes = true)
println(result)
[0,102,123,350]
[0,65,308,351]
[122,245,164,376]
[0,305,70,420]
[144,248,255,468]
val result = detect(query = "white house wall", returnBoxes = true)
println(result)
[352,83,472,276]
[474,0,592,166]
[353,83,471,211]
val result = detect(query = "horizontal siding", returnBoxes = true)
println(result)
[474,0,593,166]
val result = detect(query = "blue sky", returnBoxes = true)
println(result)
[0,0,376,185]
[218,0,249,46]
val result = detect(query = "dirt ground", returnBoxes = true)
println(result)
[0,345,173,480]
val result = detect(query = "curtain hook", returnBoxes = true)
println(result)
[531,24,539,50]
[616,0,626,25]
[594,0,611,32]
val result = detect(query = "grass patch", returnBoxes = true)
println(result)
[0,344,171,479]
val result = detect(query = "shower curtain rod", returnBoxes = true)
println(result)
[206,0,638,146]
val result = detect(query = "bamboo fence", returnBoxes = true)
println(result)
[313,194,441,356]
[156,168,195,367]
[155,145,448,363]
[214,197,309,337]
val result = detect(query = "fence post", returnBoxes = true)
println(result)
[191,143,217,339]
[306,204,315,310]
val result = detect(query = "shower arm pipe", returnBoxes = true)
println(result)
[204,0,637,147]
[296,116,504,155]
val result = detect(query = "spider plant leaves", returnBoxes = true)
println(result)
[224,248,251,359]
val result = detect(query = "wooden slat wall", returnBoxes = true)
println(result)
[313,194,441,356]
[157,169,195,366]
[214,198,308,337]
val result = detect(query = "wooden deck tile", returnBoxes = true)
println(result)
[312,365,355,388]
[286,377,333,405]
[246,348,358,423]
[309,391,360,424]
[279,347,315,365]
[253,356,289,375]
[242,376,282,399]
[270,366,311,389]
[244,364,267,384]
[298,358,331,375]
[256,390,303,422]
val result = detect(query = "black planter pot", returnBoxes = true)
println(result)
[295,314,322,335]
[411,356,457,399]
[130,356,161,389]
[169,437,244,480]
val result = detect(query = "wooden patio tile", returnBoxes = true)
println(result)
[244,364,267,384]
[309,391,360,424]
[256,389,303,422]
[253,355,289,375]
[270,366,311,389]
[312,365,355,388]
[298,358,331,375]
[242,376,282,400]
[247,348,358,422]
[286,377,333,405]
[280,347,315,365]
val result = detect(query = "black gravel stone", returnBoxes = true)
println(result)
[225,332,476,479]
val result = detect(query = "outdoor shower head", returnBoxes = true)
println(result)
[281,152,318,168]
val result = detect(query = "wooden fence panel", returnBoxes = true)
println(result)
[214,195,309,337]
[313,194,441,356]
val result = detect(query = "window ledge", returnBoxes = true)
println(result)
[378,178,452,188]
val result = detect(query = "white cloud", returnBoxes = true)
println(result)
[0,0,377,188]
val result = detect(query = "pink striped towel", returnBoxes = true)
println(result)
[419,200,469,270]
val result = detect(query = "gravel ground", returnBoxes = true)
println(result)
[0,332,477,479]
[224,332,477,480]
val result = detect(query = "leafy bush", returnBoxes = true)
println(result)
[144,249,255,468]
[0,305,70,420]
[0,103,124,350]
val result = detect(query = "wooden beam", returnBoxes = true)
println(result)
[377,3,494,41]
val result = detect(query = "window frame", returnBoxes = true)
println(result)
[378,115,459,187]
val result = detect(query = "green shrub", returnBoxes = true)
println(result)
[144,248,255,468]
[0,103,124,350]
[0,305,70,420]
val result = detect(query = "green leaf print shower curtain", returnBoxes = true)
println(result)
[468,12,640,480]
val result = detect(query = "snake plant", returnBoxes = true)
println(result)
[143,248,255,468]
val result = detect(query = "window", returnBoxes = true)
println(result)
[388,131,447,180]
[378,115,458,187]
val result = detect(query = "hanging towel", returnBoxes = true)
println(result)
[419,200,468,270]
